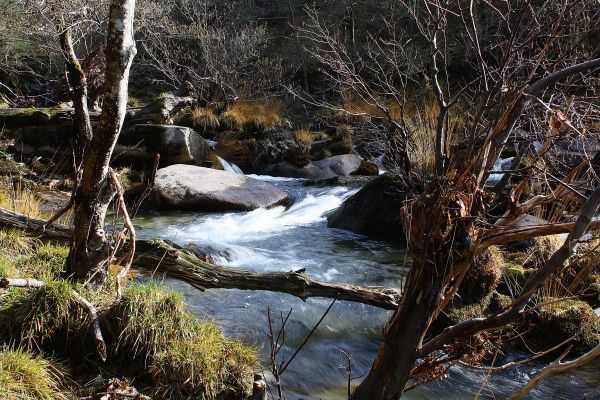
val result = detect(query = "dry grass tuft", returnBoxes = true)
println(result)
[223,99,282,133]
[191,106,221,135]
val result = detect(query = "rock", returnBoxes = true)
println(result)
[304,175,374,190]
[115,124,210,166]
[14,125,72,157]
[152,164,290,211]
[35,189,71,213]
[130,93,195,124]
[327,174,408,240]
[258,154,362,179]
[0,108,58,128]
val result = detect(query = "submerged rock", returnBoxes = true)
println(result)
[115,124,210,166]
[258,154,362,179]
[153,164,290,211]
[327,174,408,240]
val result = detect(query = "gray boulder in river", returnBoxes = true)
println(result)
[258,154,362,179]
[115,124,210,166]
[327,174,409,241]
[153,164,291,211]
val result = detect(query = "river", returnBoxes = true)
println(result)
[135,176,600,399]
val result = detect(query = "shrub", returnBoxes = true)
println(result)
[0,346,68,400]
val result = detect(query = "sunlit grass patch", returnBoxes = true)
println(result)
[223,98,282,133]
[0,346,69,400]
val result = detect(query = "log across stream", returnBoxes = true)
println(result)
[1,177,599,398]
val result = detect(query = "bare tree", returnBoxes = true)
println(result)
[65,0,136,284]
[136,0,282,105]
[298,0,600,398]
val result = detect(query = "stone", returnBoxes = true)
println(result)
[115,124,210,166]
[152,164,291,211]
[327,174,408,240]
[257,154,362,179]
[130,92,195,124]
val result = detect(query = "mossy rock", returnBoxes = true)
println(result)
[535,299,600,352]
[459,246,503,304]
[0,108,62,129]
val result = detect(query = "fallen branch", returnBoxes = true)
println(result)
[0,207,402,310]
[0,277,107,362]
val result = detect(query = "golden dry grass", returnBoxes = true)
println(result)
[223,98,282,132]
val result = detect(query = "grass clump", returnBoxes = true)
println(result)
[191,106,221,136]
[112,283,198,361]
[112,283,257,398]
[0,346,68,400]
[222,99,282,133]
[15,243,68,279]
[150,324,256,399]
[0,279,87,352]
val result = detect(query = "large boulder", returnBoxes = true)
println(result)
[153,164,291,211]
[327,174,408,241]
[115,124,210,166]
[257,154,362,179]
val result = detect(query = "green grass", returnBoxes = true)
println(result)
[113,283,257,398]
[0,279,87,352]
[0,346,68,400]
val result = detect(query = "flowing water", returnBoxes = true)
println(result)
[135,176,600,399]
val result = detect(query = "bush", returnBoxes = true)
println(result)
[0,346,68,400]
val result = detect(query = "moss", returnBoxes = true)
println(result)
[536,299,600,352]
[459,246,503,304]
[0,346,68,400]
[127,96,142,108]
[446,294,492,324]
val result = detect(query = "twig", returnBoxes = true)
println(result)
[108,169,136,299]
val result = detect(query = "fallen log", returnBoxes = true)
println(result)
[0,207,401,310]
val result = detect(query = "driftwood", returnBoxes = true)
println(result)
[0,207,402,310]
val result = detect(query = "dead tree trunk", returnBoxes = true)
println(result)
[67,0,136,285]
